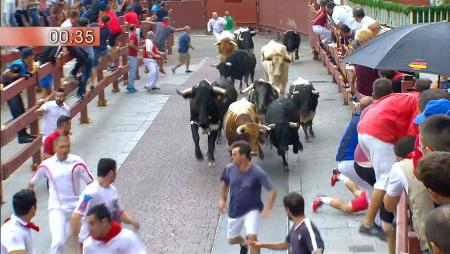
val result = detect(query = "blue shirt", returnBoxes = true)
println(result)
[156,8,168,22]
[221,163,273,218]
[178,32,190,54]
[335,112,360,161]
[8,59,29,75]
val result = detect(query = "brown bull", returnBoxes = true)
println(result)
[215,31,237,62]
[223,98,271,159]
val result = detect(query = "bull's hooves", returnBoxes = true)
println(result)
[306,139,312,143]
[295,57,299,60]
[208,161,216,167]
[195,153,204,160]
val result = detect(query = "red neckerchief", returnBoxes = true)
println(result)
[4,217,40,232]
[393,71,404,81]
[161,21,168,27]
[92,220,122,244]
[410,135,423,171]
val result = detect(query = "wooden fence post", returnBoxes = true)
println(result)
[97,58,107,106]
[26,75,41,170]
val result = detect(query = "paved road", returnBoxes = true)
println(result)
[1,32,388,253]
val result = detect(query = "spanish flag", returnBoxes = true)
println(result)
[409,61,427,70]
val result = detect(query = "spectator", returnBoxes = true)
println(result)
[38,46,62,97]
[311,0,331,44]
[28,135,93,254]
[71,158,140,248]
[79,17,95,97]
[48,0,66,26]
[143,31,162,91]
[150,0,160,15]
[82,205,146,253]
[1,47,37,144]
[223,10,234,31]
[27,0,42,26]
[368,21,384,36]
[207,11,227,40]
[408,78,432,93]
[101,4,122,71]
[357,78,419,239]
[131,0,143,20]
[43,115,71,159]
[88,0,108,23]
[249,192,324,254]
[38,0,50,26]
[1,189,38,254]
[425,205,450,254]
[326,2,358,31]
[419,151,450,205]
[353,29,378,96]
[127,24,139,93]
[91,14,112,83]
[353,28,374,49]
[353,7,375,31]
[172,26,194,74]
[124,6,140,41]
[36,87,70,142]
[155,1,169,22]
[15,0,29,27]
[379,70,403,93]
[4,0,18,26]
[339,24,355,46]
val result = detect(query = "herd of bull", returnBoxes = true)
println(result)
[176,29,320,170]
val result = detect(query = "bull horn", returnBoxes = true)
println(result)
[237,125,246,134]
[271,85,281,95]
[176,87,193,97]
[213,87,226,95]
[312,89,320,95]
[289,122,300,128]
[230,41,237,46]
[268,123,276,129]
[214,41,221,46]
[225,62,232,66]
[241,84,254,93]
[258,124,271,131]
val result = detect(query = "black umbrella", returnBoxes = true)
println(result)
[344,22,450,76]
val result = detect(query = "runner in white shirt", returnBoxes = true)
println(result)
[207,12,227,40]
[352,7,376,30]
[1,189,38,254]
[36,88,70,142]
[82,204,146,254]
[28,136,93,254]
[71,158,140,247]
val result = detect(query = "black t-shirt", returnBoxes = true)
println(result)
[156,8,168,22]
[132,3,143,17]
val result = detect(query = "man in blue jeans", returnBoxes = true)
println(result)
[1,48,37,143]
[127,24,139,93]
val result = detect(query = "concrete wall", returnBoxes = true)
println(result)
[258,0,312,35]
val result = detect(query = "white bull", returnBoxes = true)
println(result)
[261,40,292,96]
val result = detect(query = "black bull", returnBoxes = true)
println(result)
[176,80,228,167]
[282,30,301,60]
[266,98,304,170]
[215,49,256,90]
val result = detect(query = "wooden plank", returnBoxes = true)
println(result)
[396,192,408,254]
[1,138,42,180]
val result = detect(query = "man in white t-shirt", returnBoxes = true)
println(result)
[71,158,140,249]
[326,2,358,31]
[28,136,93,254]
[207,12,227,40]
[37,87,70,142]
[82,204,146,254]
[1,189,38,254]
[353,7,376,31]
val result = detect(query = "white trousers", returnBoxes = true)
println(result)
[358,134,396,191]
[213,31,222,41]
[136,28,140,42]
[337,160,373,194]
[312,25,331,43]
[143,58,159,88]
[49,209,73,254]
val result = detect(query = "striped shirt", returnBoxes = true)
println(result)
[285,218,324,254]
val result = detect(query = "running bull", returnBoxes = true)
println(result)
[234,27,256,53]
[288,77,320,143]
[223,98,271,159]
[215,31,237,62]
[266,98,304,170]
[261,40,292,96]
[282,30,301,60]
[176,79,226,167]
[212,76,238,143]
[215,49,256,90]
[241,79,280,119]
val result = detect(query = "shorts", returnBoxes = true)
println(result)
[178,53,189,62]
[354,162,376,187]
[109,32,121,47]
[380,202,395,224]
[351,191,369,212]
[227,210,260,239]
[40,74,53,89]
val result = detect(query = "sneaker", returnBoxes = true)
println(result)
[144,85,150,91]
[108,65,118,72]
[25,133,37,139]
[18,136,34,144]
[239,244,248,254]
[171,68,175,74]
[185,70,193,73]
[75,93,85,101]
[150,87,160,90]
[331,168,340,187]
[126,86,136,93]
[312,197,323,212]
[90,85,95,91]
[359,224,388,241]
[131,87,138,92]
